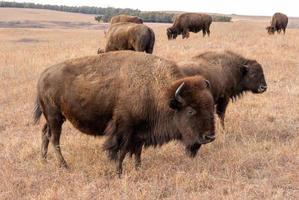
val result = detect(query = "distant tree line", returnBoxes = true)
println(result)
[0,1,231,23]
[212,15,232,22]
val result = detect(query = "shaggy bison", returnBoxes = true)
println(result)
[167,13,212,40]
[34,51,215,176]
[266,12,288,34]
[178,51,267,127]
[98,22,155,54]
[110,14,143,24]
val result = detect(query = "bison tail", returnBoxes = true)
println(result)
[146,29,155,54]
[33,98,42,124]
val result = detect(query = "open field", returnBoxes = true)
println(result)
[0,8,299,199]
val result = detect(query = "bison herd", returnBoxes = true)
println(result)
[35,11,289,176]
[98,12,288,55]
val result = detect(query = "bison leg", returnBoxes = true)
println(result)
[41,123,50,160]
[104,120,133,177]
[48,115,68,168]
[202,29,207,37]
[117,147,128,177]
[216,97,229,128]
[207,29,210,37]
[134,43,147,53]
[182,29,190,39]
[134,143,143,170]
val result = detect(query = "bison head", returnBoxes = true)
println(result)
[167,28,178,40]
[240,60,267,94]
[168,76,215,157]
[266,26,275,34]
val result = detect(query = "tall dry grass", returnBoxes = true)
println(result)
[0,10,299,199]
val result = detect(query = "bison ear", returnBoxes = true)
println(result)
[241,64,249,76]
[169,82,185,110]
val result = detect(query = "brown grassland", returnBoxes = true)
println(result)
[0,8,298,200]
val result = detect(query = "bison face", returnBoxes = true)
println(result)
[266,26,275,34]
[167,28,177,40]
[241,61,267,94]
[169,77,215,156]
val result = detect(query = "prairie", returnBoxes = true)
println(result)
[0,8,298,200]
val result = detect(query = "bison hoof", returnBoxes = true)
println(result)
[97,49,105,54]
[59,161,69,169]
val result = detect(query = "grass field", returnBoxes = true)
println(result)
[0,8,298,200]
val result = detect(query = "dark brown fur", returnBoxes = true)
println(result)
[178,50,267,127]
[110,14,143,24]
[98,22,155,54]
[167,13,212,40]
[266,12,288,34]
[34,51,215,176]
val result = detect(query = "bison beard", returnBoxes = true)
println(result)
[34,51,215,176]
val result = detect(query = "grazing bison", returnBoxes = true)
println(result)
[266,12,288,34]
[167,13,212,40]
[178,50,267,127]
[98,22,155,54]
[34,51,215,176]
[110,14,143,24]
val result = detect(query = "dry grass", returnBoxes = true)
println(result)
[0,9,299,200]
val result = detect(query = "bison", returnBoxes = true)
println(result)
[110,14,143,24]
[178,50,267,127]
[98,22,155,54]
[167,13,212,40]
[266,12,288,34]
[34,51,215,176]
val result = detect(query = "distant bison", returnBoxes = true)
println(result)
[266,12,288,34]
[110,14,143,24]
[34,51,215,176]
[167,13,212,40]
[178,50,267,127]
[98,22,155,54]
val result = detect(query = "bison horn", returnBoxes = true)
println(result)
[242,64,249,68]
[175,82,185,104]
[205,80,211,88]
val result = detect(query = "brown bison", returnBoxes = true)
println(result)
[178,51,267,127]
[167,13,212,40]
[266,12,288,34]
[110,14,143,24]
[34,51,215,176]
[98,22,155,54]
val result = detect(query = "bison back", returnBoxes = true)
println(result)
[105,23,155,53]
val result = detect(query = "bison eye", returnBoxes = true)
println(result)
[187,108,197,116]
[249,72,256,78]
